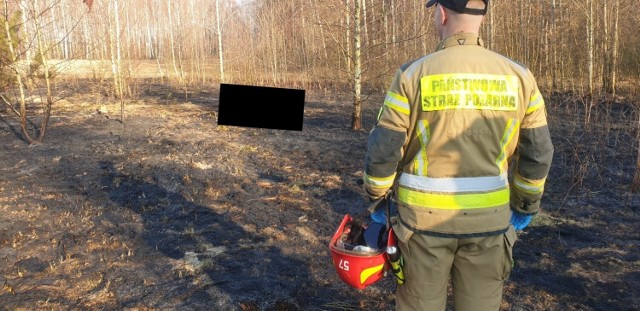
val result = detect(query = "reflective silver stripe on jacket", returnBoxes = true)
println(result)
[399,173,508,193]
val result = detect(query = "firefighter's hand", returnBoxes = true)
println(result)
[510,211,533,231]
[370,209,386,224]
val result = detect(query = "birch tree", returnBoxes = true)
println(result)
[107,0,126,123]
[1,0,77,143]
[602,0,620,95]
[1,1,30,141]
[587,0,594,97]
[351,0,362,130]
[167,0,181,81]
[215,0,225,82]
[30,0,54,140]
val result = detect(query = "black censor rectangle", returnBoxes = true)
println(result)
[217,84,305,131]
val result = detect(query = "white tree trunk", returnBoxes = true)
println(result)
[3,0,33,143]
[167,0,180,80]
[33,0,53,141]
[351,0,362,130]
[215,0,225,82]
[345,0,351,71]
[20,0,31,60]
[588,0,594,97]
[611,0,619,96]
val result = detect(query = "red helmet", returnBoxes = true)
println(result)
[329,214,396,290]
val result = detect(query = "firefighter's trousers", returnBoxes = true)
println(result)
[395,226,517,311]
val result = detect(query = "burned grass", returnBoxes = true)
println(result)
[0,82,639,310]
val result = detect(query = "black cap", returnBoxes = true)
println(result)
[426,0,488,15]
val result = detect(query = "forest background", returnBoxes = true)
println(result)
[3,0,640,131]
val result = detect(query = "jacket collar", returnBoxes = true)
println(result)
[436,32,484,51]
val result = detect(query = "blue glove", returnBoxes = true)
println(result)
[510,211,533,230]
[370,209,386,224]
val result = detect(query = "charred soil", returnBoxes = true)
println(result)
[0,82,639,310]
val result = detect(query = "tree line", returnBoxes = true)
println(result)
[5,1,639,91]
[1,0,639,134]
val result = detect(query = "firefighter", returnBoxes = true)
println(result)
[363,0,554,310]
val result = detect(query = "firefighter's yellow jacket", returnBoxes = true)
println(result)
[364,33,554,237]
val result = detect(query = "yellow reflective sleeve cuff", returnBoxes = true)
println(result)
[398,187,510,210]
[364,172,396,189]
[526,90,545,115]
[514,173,546,195]
[384,91,410,115]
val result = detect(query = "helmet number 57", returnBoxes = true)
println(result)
[339,259,350,271]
